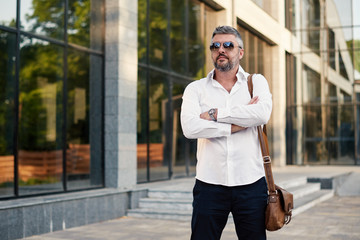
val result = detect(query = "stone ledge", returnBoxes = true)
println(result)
[0,188,139,210]
[0,188,148,240]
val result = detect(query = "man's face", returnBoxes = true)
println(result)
[210,34,244,72]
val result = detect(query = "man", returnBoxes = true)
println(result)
[180,26,272,240]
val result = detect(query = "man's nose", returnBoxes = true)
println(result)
[218,45,226,53]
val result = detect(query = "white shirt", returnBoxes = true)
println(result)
[180,66,272,186]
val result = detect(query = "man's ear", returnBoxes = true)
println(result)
[239,49,244,60]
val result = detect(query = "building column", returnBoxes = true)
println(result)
[104,0,138,188]
[271,46,287,167]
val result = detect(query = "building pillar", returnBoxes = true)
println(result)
[104,0,138,188]
[271,46,287,167]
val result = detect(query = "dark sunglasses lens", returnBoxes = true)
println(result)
[223,42,234,48]
[210,42,220,50]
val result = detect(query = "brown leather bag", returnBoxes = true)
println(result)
[247,74,293,231]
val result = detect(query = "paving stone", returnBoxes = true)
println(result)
[24,196,360,240]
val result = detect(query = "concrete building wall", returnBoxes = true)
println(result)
[105,0,138,189]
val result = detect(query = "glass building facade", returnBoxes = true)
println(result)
[1,0,359,198]
[285,0,360,165]
[137,0,213,182]
[0,0,104,199]
[137,0,360,183]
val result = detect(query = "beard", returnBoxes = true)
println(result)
[213,54,237,72]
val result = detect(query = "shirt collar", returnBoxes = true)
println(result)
[208,65,249,83]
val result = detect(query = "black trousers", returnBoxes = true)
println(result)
[190,177,268,240]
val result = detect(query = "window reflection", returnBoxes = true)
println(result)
[328,28,336,69]
[285,0,296,34]
[0,0,16,27]
[339,50,350,79]
[137,0,213,182]
[0,30,16,197]
[149,71,169,181]
[172,80,196,178]
[18,36,64,195]
[66,49,103,189]
[0,0,104,199]
[138,0,147,64]
[188,1,205,78]
[149,0,167,68]
[21,0,64,40]
[304,64,321,103]
[302,0,320,53]
[68,0,103,51]
[137,67,148,183]
[170,0,186,74]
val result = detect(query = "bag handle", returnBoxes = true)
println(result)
[247,74,276,194]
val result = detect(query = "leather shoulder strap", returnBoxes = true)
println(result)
[247,74,254,98]
[247,74,267,135]
[247,74,276,193]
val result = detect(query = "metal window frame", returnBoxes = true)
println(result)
[0,0,105,200]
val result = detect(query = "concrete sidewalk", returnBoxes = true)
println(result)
[25,166,360,240]
[25,196,360,240]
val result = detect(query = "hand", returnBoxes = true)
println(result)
[200,112,211,121]
[248,96,259,105]
[231,124,247,133]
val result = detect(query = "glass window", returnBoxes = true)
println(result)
[149,0,167,68]
[248,33,256,73]
[68,0,103,51]
[18,36,64,195]
[172,80,196,178]
[188,0,205,79]
[237,26,248,72]
[137,67,148,183]
[330,0,353,26]
[0,0,16,27]
[339,49,350,80]
[170,0,186,74]
[304,64,321,103]
[302,0,320,53]
[257,40,264,74]
[137,0,214,182]
[286,106,302,164]
[138,0,147,64]
[329,82,338,102]
[0,0,104,199]
[304,105,327,163]
[328,28,336,69]
[66,48,103,189]
[285,0,296,34]
[149,71,169,181]
[21,0,64,40]
[356,93,360,163]
[0,30,16,197]
[352,33,360,75]
[336,105,355,164]
[286,52,297,105]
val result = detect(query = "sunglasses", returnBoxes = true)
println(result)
[209,42,241,51]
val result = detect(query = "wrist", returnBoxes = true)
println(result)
[208,108,217,121]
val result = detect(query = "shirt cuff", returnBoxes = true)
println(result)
[217,107,231,123]
[218,122,232,136]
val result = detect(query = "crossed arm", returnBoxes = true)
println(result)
[199,96,259,133]
[180,76,272,139]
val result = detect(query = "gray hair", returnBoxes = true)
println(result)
[211,26,244,49]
